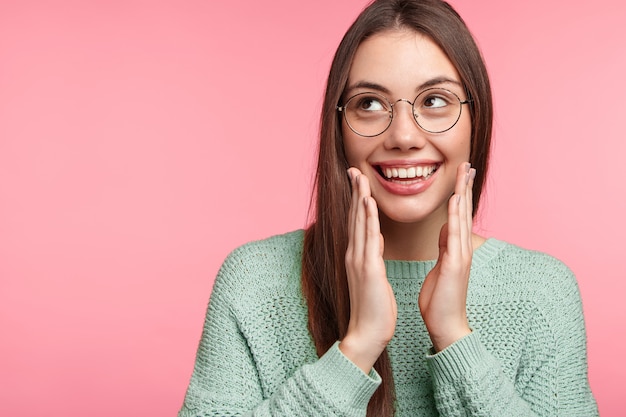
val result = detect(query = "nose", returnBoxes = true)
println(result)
[383,99,427,151]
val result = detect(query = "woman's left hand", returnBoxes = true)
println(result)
[418,162,476,352]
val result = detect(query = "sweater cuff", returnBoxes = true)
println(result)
[309,341,381,410]
[426,331,491,386]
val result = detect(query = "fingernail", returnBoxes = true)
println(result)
[470,168,476,180]
[465,172,470,185]
[347,169,353,181]
[465,162,471,173]
[356,174,360,186]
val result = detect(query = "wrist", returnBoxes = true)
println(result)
[430,326,472,353]
[338,334,385,374]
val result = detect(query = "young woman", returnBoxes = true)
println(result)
[179,0,598,416]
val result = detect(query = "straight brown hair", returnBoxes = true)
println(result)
[302,1,493,415]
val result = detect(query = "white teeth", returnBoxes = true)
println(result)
[381,165,437,180]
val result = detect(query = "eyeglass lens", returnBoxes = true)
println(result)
[343,88,463,137]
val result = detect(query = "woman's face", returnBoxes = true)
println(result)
[342,29,472,227]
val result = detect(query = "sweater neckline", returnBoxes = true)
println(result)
[383,238,506,279]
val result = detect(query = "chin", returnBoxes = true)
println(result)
[377,197,449,227]
[379,208,434,225]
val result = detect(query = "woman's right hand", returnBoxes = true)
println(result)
[339,168,397,374]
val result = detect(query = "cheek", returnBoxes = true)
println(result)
[462,136,472,159]
[440,134,471,163]
[455,117,472,160]
[342,129,366,166]
[344,141,377,169]
[343,142,358,166]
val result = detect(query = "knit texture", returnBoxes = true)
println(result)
[179,230,598,417]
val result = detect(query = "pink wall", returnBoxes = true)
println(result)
[1,1,623,415]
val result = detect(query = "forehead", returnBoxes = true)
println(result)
[347,29,461,92]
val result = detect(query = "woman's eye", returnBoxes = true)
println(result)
[423,96,448,108]
[358,98,385,111]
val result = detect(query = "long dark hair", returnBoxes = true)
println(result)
[302,1,493,415]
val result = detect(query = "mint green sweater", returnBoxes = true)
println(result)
[179,230,597,416]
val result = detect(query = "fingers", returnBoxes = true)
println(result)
[458,164,471,255]
[347,168,360,237]
[347,168,380,262]
[448,162,475,258]
[445,163,467,257]
[364,195,383,259]
[466,165,475,221]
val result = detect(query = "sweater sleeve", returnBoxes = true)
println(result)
[178,246,381,417]
[425,265,598,417]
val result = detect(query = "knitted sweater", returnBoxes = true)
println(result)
[179,230,598,417]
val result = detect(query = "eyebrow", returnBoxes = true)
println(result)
[344,77,463,96]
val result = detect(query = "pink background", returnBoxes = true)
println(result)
[1,1,624,415]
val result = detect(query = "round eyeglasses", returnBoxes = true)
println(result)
[337,88,471,137]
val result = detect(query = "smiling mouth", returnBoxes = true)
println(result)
[376,164,439,182]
